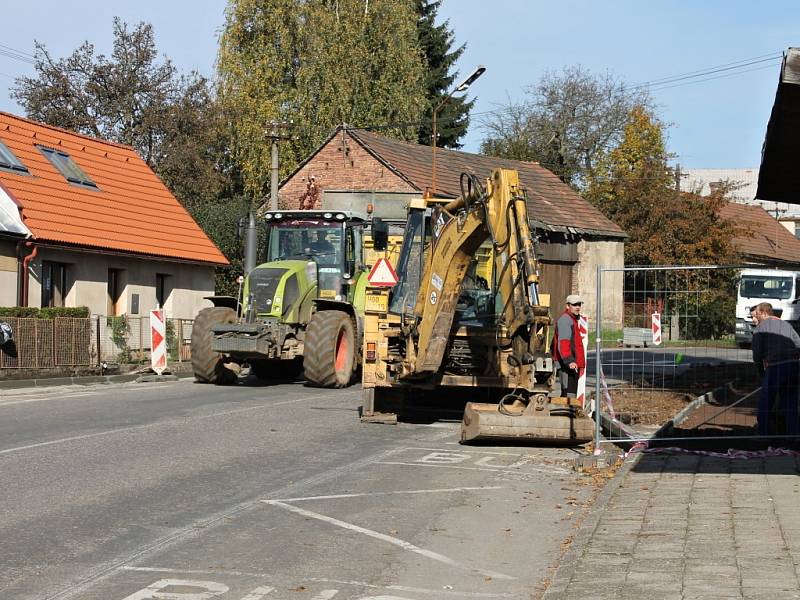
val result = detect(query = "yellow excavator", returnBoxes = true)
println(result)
[360,168,594,443]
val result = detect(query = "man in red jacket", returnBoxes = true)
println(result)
[553,294,586,397]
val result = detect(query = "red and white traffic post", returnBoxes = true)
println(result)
[150,309,167,375]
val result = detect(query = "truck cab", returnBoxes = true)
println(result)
[735,268,800,347]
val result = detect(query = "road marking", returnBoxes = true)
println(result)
[402,446,559,457]
[0,383,177,407]
[121,568,516,597]
[265,500,515,581]
[120,578,229,600]
[267,485,504,503]
[0,391,358,456]
[375,461,571,476]
[42,442,421,600]
[240,586,277,600]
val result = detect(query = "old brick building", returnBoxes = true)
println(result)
[278,127,627,327]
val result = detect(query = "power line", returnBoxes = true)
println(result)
[0,48,35,65]
[0,43,35,60]
[646,62,779,92]
[625,52,782,91]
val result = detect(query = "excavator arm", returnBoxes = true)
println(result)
[401,169,548,378]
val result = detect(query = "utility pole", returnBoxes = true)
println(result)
[674,163,682,192]
[243,121,293,275]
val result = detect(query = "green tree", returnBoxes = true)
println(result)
[480,66,648,188]
[414,0,472,148]
[11,18,233,208]
[218,0,426,198]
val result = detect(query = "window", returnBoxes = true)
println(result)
[794,222,800,240]
[156,273,170,308]
[0,140,28,174]
[107,269,123,316]
[41,261,68,308]
[38,146,97,188]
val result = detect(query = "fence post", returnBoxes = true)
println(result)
[96,316,101,366]
[595,264,603,452]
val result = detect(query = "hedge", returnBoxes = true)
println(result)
[0,306,91,319]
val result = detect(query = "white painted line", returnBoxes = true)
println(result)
[0,392,356,456]
[240,586,276,600]
[401,447,548,457]
[267,485,504,503]
[120,568,515,597]
[265,500,515,581]
[375,461,572,476]
[0,383,179,408]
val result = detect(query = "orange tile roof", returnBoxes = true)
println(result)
[720,201,800,265]
[0,111,228,265]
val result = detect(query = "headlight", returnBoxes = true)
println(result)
[265,213,273,220]
[323,212,333,219]
[305,261,317,281]
[336,213,346,220]
[274,212,283,219]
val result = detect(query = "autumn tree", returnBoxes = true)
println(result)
[218,0,426,198]
[480,66,648,188]
[414,0,472,148]
[588,106,746,338]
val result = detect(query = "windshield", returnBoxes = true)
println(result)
[389,209,428,315]
[739,276,794,300]
[266,220,343,266]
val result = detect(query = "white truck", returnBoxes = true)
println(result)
[735,268,800,347]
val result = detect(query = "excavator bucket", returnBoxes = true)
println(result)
[460,401,594,444]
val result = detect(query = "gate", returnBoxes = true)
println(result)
[593,265,794,449]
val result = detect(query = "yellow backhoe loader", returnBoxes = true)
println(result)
[360,168,594,443]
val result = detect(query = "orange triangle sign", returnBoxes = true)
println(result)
[367,258,399,287]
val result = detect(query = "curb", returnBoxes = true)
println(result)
[0,371,193,390]
[543,452,639,599]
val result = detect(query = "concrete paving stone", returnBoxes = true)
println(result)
[684,564,740,576]
[627,559,684,572]
[740,577,800,589]
[741,590,800,600]
[680,594,743,600]
[625,572,683,585]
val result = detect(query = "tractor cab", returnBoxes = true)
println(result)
[263,210,366,305]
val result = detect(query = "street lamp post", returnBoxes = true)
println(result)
[431,65,486,197]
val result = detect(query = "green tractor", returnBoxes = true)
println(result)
[191,209,384,387]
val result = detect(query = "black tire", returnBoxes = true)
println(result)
[251,358,303,381]
[191,306,238,385]
[303,311,356,388]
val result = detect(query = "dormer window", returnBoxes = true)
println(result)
[38,146,98,189]
[0,140,28,174]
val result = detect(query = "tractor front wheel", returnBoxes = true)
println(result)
[191,307,238,385]
[303,311,356,388]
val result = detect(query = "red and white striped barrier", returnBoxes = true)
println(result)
[150,309,167,375]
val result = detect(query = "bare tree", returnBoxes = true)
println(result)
[480,66,650,188]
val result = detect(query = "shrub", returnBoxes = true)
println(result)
[0,306,90,319]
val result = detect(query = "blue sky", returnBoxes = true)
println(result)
[1,1,796,168]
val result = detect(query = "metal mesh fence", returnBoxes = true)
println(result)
[594,265,787,447]
[0,315,194,370]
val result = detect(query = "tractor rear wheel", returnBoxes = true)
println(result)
[191,307,238,385]
[303,311,356,388]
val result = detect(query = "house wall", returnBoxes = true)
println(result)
[280,132,415,209]
[26,247,215,319]
[575,240,625,330]
[0,240,18,306]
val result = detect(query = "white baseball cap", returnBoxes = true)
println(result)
[565,294,583,305]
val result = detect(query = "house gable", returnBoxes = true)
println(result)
[0,111,228,266]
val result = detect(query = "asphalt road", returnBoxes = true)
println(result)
[0,377,602,600]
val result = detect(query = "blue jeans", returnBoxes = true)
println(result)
[759,361,800,436]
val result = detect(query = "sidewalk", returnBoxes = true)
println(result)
[546,450,800,600]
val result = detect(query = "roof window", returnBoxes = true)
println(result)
[0,140,29,174]
[38,146,98,189]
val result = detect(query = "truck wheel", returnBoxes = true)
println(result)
[191,307,238,385]
[251,358,303,381]
[304,311,355,388]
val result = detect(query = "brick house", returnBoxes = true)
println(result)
[720,201,800,267]
[278,127,627,327]
[0,111,228,319]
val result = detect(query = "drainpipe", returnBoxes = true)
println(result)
[21,241,37,307]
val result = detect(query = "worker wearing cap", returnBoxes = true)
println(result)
[553,294,585,397]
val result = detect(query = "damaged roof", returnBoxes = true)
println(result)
[756,47,800,203]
